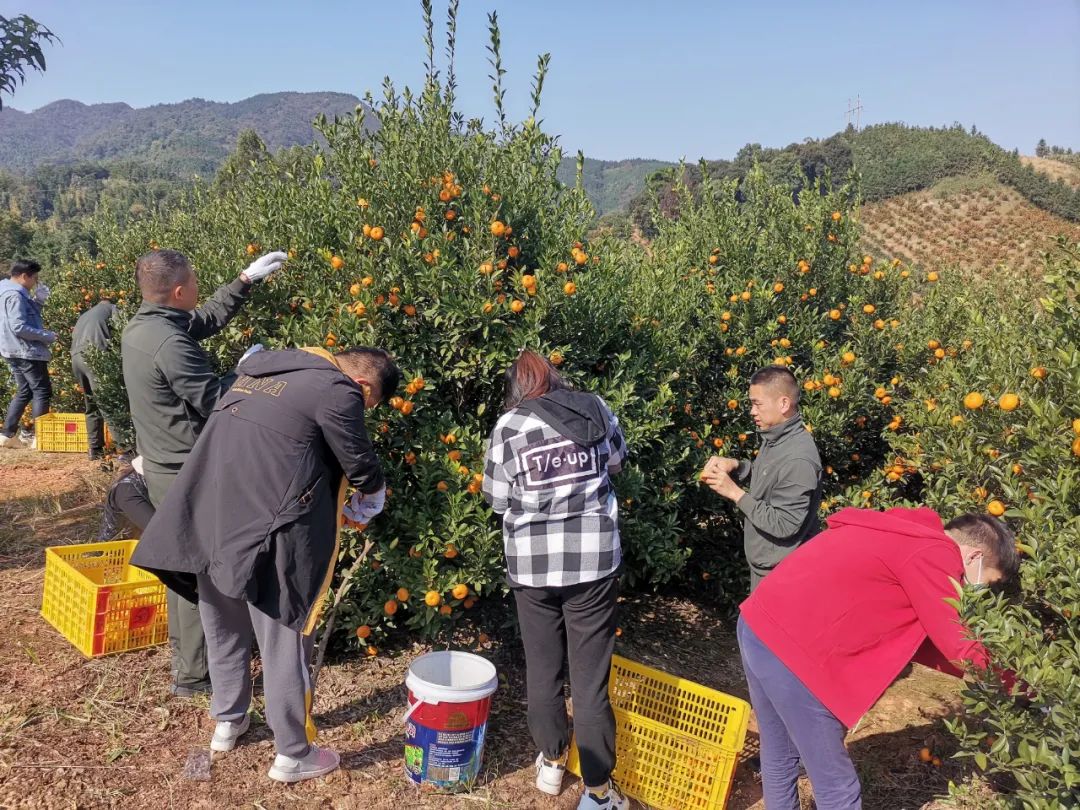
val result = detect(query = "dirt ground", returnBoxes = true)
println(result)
[0,451,993,810]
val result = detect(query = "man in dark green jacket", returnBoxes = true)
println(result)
[121,247,286,695]
[701,366,822,591]
[71,298,117,459]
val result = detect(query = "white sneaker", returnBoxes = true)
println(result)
[0,433,24,449]
[267,745,340,783]
[535,751,567,796]
[210,715,250,752]
[577,781,629,810]
[19,431,36,450]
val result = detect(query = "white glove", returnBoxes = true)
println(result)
[342,486,386,524]
[241,251,288,283]
[238,343,264,366]
[33,283,50,305]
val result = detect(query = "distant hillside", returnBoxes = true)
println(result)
[860,174,1080,275]
[557,157,675,216]
[0,92,368,175]
[625,124,1080,234]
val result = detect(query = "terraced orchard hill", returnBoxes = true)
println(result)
[860,175,1080,275]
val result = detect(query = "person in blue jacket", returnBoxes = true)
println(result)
[1,259,56,449]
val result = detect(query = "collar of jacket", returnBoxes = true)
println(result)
[760,413,804,446]
[299,346,343,370]
[136,301,195,328]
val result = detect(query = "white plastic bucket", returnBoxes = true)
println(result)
[403,651,498,787]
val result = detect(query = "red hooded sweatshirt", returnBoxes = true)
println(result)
[739,506,992,728]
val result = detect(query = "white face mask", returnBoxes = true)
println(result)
[967,556,984,588]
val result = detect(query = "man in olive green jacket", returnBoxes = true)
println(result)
[122,247,285,695]
[701,366,823,591]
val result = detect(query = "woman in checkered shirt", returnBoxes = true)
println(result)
[482,350,628,810]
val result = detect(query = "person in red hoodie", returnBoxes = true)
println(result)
[738,507,1019,810]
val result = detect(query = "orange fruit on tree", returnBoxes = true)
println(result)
[1072,437,1080,457]
[369,226,385,241]
[436,480,449,492]
[998,393,1020,411]
[399,401,414,415]
[490,220,506,236]
[397,587,410,602]
[425,591,442,607]
[1072,418,1080,435]
[452,584,469,600]
[325,333,337,348]
[388,396,404,411]
[403,304,417,317]
[773,282,784,293]
[362,276,374,287]
[384,599,398,616]
[439,605,453,616]
[356,624,372,639]
[727,399,739,410]
[508,246,520,259]
[510,299,525,313]
[444,544,459,559]
[330,255,345,270]
[832,211,842,222]
[862,304,876,315]
[443,434,457,444]
[987,500,1006,517]
[963,392,985,410]
[828,386,841,398]
[521,274,536,289]
[829,309,841,321]
[564,282,577,296]
[1030,366,1047,379]
[842,351,855,365]
[549,351,564,366]
[349,283,361,297]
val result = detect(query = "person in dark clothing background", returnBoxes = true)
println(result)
[121,247,286,697]
[701,366,822,591]
[482,351,629,810]
[132,345,399,784]
[72,298,118,460]
[98,455,154,539]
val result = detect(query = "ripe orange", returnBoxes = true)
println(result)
[1030,366,1047,379]
[987,500,1006,517]
[366,645,378,657]
[444,544,459,559]
[349,283,361,297]
[325,333,337,348]
[330,255,345,270]
[549,351,564,366]
[829,309,841,321]
[927,271,939,282]
[436,480,449,492]
[521,274,537,289]
[773,282,784,293]
[1073,437,1080,457]
[998,393,1020,412]
[862,304,876,315]
[510,299,525,313]
[362,276,374,287]
[963,392,985,410]
[1072,418,1080,435]
[918,747,933,763]
[399,401,414,415]
[508,246,520,259]
[564,282,577,296]
[932,756,942,768]
[727,399,739,410]
[832,211,842,222]
[403,304,417,317]
[463,597,476,609]
[452,584,469,600]
[356,624,372,639]
[384,599,398,616]
[369,226,385,241]
[490,220,506,236]
[246,243,257,256]
[439,605,452,616]
[388,396,404,411]
[828,386,841,398]
[425,591,442,607]
[841,351,855,365]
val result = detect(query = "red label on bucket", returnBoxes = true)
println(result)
[404,691,492,787]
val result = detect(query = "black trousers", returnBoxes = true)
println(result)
[513,574,619,787]
[3,357,51,437]
[72,355,108,455]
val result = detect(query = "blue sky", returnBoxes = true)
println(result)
[5,0,1079,161]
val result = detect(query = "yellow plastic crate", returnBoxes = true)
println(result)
[35,412,90,453]
[41,540,168,657]
[568,655,750,810]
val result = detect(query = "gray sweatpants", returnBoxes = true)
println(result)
[196,574,316,758]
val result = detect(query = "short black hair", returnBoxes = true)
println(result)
[749,365,801,404]
[944,513,1021,587]
[336,347,401,405]
[9,259,42,279]
[135,249,192,302]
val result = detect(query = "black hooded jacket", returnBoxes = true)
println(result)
[131,348,383,633]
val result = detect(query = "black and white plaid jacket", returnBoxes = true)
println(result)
[482,395,627,588]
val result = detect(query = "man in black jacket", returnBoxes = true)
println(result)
[71,298,117,459]
[132,346,399,783]
[122,247,286,696]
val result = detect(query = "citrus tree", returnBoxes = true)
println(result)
[864,240,1080,809]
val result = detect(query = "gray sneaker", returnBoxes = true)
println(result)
[268,745,340,783]
[0,433,24,449]
[18,430,35,450]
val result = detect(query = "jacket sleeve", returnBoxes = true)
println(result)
[316,378,384,494]
[735,459,753,481]
[606,405,627,474]
[736,457,819,541]
[5,294,53,344]
[187,277,251,341]
[897,545,992,675]
[158,335,230,419]
[482,418,513,515]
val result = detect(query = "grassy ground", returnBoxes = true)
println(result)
[0,450,996,809]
